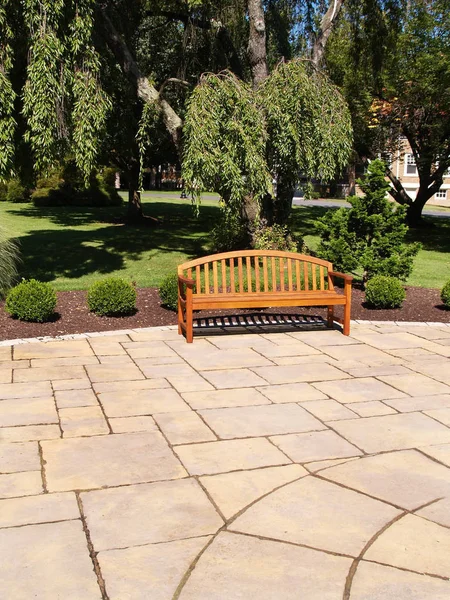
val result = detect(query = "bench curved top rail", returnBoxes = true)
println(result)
[178,250,333,272]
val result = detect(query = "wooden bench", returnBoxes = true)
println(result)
[177,250,353,343]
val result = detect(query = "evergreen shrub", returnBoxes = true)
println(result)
[317,159,420,285]
[6,179,30,203]
[5,279,57,322]
[441,280,450,309]
[159,273,179,311]
[365,275,406,309]
[87,278,136,316]
[254,224,299,253]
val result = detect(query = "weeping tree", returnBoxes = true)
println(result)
[182,60,353,244]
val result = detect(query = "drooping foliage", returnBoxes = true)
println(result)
[182,60,352,225]
[182,71,272,208]
[2,0,110,182]
[317,159,420,284]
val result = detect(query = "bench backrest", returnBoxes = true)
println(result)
[178,250,334,295]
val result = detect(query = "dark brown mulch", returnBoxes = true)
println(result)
[0,286,448,342]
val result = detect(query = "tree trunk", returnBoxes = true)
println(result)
[247,0,268,87]
[312,0,345,68]
[127,165,143,221]
[406,188,434,227]
[273,177,295,225]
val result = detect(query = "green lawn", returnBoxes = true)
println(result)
[1,194,449,290]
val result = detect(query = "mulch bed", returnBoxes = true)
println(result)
[0,285,448,342]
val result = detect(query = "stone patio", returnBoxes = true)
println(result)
[1,321,450,599]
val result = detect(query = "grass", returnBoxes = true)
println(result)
[1,192,449,291]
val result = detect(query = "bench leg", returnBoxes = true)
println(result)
[186,309,193,343]
[327,306,334,328]
[343,281,352,336]
[177,299,183,335]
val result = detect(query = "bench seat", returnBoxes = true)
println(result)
[178,250,352,343]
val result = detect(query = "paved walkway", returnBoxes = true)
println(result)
[1,322,450,599]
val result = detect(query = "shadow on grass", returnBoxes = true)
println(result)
[8,202,220,283]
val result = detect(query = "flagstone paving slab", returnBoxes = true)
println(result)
[109,416,158,434]
[313,377,406,404]
[270,430,362,463]
[183,387,270,409]
[288,330,360,346]
[81,479,223,551]
[384,393,450,412]
[13,340,94,359]
[322,344,403,365]
[86,363,144,383]
[230,476,400,556]
[416,497,450,528]
[52,378,92,391]
[0,424,61,442]
[177,347,274,370]
[14,365,86,383]
[98,536,211,600]
[55,388,98,409]
[98,387,191,418]
[0,370,11,383]
[0,491,79,528]
[365,514,450,578]
[345,400,397,417]
[0,521,101,599]
[0,396,58,427]
[200,368,269,389]
[420,443,450,467]
[320,450,450,509]
[0,471,43,499]
[175,438,290,475]
[179,531,352,600]
[350,561,450,600]
[167,373,215,392]
[0,380,52,399]
[378,373,450,396]
[199,404,326,439]
[42,431,187,492]
[331,412,450,453]
[154,411,217,444]
[59,406,109,438]
[304,456,360,473]
[93,378,170,393]
[30,356,100,368]
[251,363,351,384]
[0,441,40,473]
[257,382,328,403]
[199,464,307,519]
[423,407,450,426]
[299,399,357,420]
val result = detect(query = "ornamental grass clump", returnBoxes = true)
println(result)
[365,275,406,309]
[5,279,57,322]
[159,273,178,311]
[87,277,136,316]
[441,280,450,309]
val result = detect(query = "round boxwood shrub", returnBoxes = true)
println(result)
[5,279,57,322]
[87,277,136,316]
[365,275,406,309]
[441,280,450,309]
[159,273,178,311]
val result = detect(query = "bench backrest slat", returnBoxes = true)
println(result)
[179,251,334,295]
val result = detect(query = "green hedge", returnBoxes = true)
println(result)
[365,275,406,309]
[88,278,137,316]
[5,280,57,322]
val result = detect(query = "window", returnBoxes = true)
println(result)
[404,154,417,176]
[435,189,447,200]
[379,152,392,168]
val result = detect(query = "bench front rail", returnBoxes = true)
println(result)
[177,250,352,342]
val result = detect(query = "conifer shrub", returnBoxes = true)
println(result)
[5,279,57,322]
[159,273,179,311]
[316,159,420,285]
[254,224,299,253]
[365,275,406,309]
[441,280,450,309]
[87,278,136,316]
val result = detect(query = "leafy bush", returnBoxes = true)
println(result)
[365,275,406,309]
[317,159,420,285]
[441,280,450,309]
[5,279,57,322]
[6,179,30,203]
[0,182,7,201]
[210,210,248,252]
[254,224,299,253]
[159,273,179,311]
[0,226,20,298]
[87,278,136,316]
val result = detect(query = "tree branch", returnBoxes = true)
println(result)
[312,0,345,68]
[99,8,183,150]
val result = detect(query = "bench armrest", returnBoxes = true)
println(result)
[178,275,195,287]
[178,275,195,302]
[329,271,353,283]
